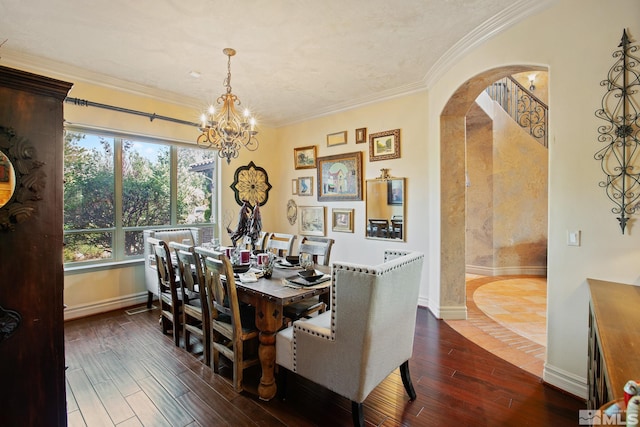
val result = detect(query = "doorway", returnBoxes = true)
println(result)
[439,65,549,374]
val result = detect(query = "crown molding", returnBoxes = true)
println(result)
[274,80,427,128]
[424,0,558,88]
[0,48,201,110]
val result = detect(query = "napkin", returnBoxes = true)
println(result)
[239,272,258,283]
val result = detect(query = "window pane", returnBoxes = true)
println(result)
[64,132,114,229]
[122,140,170,227]
[177,147,216,224]
[124,230,145,256]
[63,231,113,262]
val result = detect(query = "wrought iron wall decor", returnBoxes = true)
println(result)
[0,126,46,231]
[595,30,640,234]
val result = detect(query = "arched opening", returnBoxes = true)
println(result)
[440,65,549,372]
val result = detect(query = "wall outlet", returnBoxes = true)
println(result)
[567,230,581,246]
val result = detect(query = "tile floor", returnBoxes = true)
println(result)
[445,275,547,377]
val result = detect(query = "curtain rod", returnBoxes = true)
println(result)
[64,97,200,128]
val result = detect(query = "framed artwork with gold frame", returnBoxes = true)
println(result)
[326,130,347,147]
[317,151,363,202]
[294,145,317,169]
[369,128,400,161]
[332,208,354,233]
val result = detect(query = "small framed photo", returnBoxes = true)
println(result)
[294,145,317,169]
[291,179,298,195]
[327,130,347,147]
[317,151,363,202]
[369,128,401,161]
[387,179,403,205]
[332,208,354,233]
[298,176,314,196]
[299,206,326,236]
[355,127,367,144]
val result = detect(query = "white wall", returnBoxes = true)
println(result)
[426,0,640,397]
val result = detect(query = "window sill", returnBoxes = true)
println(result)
[64,258,144,275]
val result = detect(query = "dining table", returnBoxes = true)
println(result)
[234,261,331,401]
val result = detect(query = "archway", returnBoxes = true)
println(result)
[439,65,548,318]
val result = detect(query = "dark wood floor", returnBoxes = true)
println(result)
[64,305,585,426]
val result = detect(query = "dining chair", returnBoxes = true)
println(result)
[201,251,260,393]
[265,233,297,257]
[148,237,182,347]
[170,241,210,366]
[368,219,389,238]
[276,250,424,427]
[241,231,269,252]
[297,236,334,266]
[390,215,403,239]
[283,236,335,323]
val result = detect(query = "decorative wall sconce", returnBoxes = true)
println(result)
[594,30,640,234]
[528,74,536,91]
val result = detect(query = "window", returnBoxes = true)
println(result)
[63,129,217,265]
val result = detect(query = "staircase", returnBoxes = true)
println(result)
[485,76,548,148]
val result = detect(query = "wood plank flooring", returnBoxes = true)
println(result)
[65,305,585,426]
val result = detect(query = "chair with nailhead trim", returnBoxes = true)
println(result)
[275,250,424,427]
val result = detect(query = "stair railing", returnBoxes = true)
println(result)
[485,76,548,148]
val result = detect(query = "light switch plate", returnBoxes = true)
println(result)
[567,230,581,246]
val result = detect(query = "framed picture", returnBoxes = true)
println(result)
[299,205,326,236]
[332,208,354,233]
[291,179,298,195]
[387,179,403,205]
[326,130,347,147]
[317,151,363,202]
[298,176,314,196]
[294,145,317,169]
[355,127,367,144]
[369,128,401,161]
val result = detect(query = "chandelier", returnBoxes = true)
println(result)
[197,48,259,164]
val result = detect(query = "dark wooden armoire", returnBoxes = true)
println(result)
[0,66,72,426]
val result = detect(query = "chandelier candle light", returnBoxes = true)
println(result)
[197,48,259,164]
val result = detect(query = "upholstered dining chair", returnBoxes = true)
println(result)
[265,233,297,257]
[201,251,260,393]
[148,237,182,347]
[283,236,335,323]
[276,250,424,427]
[170,241,210,366]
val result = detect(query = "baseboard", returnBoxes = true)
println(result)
[431,304,468,320]
[466,264,547,276]
[417,295,429,309]
[543,362,588,400]
[64,292,149,321]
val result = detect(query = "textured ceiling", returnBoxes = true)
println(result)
[0,0,548,127]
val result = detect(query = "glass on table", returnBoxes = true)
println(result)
[300,252,314,270]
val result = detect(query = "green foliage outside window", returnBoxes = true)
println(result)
[63,130,216,264]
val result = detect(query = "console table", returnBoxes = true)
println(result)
[588,278,640,409]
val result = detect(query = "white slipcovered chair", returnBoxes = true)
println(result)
[276,250,424,427]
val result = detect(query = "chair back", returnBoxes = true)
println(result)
[149,238,178,298]
[298,236,335,266]
[201,252,242,333]
[265,233,297,257]
[368,219,389,238]
[171,242,204,300]
[288,250,424,403]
